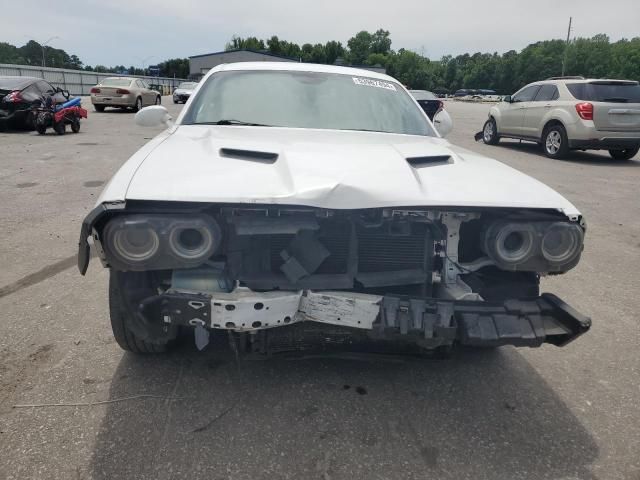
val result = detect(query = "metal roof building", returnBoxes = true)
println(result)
[188,49,386,79]
[189,49,297,79]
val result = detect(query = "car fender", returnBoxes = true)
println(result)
[96,129,173,204]
[488,105,503,131]
[540,107,579,137]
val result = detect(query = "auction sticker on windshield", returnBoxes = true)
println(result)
[352,77,397,91]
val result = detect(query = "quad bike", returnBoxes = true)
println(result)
[33,96,88,135]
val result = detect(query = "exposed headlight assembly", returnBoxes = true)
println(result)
[102,214,221,271]
[541,222,584,265]
[483,221,583,272]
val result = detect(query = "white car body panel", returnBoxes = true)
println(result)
[97,62,580,218]
[85,62,591,353]
[99,125,580,217]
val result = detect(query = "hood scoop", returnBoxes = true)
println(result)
[220,148,278,163]
[406,155,452,167]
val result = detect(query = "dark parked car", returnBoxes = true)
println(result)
[409,90,444,120]
[0,76,69,130]
[454,89,473,97]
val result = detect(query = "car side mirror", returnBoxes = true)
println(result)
[503,95,512,103]
[135,105,173,128]
[433,109,453,137]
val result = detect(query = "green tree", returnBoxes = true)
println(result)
[158,58,189,78]
[0,42,21,63]
[267,36,282,55]
[225,36,266,51]
[324,41,345,64]
[347,31,373,64]
[370,29,392,55]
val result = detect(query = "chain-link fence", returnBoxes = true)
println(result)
[0,63,188,96]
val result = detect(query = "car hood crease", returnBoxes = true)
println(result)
[117,126,580,215]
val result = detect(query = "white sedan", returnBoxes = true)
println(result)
[78,62,590,355]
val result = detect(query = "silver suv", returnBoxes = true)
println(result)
[482,77,640,160]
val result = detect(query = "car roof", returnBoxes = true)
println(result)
[409,90,436,100]
[0,76,41,90]
[208,62,398,83]
[529,78,638,86]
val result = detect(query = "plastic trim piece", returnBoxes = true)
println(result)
[77,204,110,275]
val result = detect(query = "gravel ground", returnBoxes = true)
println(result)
[0,97,638,480]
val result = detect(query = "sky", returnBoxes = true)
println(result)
[3,0,640,67]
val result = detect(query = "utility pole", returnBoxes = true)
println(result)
[30,36,59,67]
[561,17,572,76]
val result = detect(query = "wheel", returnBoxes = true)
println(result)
[609,147,639,160]
[71,118,80,133]
[542,124,569,159]
[109,271,177,354]
[94,104,105,112]
[155,96,161,105]
[482,118,500,145]
[35,117,47,135]
[134,97,143,112]
[173,99,177,104]
[25,111,36,130]
[53,121,65,135]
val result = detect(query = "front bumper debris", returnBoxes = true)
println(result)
[138,289,591,348]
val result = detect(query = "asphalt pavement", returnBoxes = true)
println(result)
[0,98,638,480]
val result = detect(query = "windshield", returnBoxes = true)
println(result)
[182,70,434,136]
[101,78,133,87]
[567,82,640,103]
[178,82,197,90]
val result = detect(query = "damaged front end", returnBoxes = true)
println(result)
[79,202,591,354]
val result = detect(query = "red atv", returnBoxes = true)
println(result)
[32,96,88,135]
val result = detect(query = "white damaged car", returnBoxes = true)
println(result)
[79,63,590,355]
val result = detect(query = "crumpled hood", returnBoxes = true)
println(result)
[116,126,580,216]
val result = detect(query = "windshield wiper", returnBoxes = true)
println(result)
[601,98,629,103]
[192,119,272,126]
[340,127,386,133]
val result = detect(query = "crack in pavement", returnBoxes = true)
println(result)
[0,254,78,299]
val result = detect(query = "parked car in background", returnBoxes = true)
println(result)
[0,76,69,130]
[79,62,590,357]
[173,82,197,104]
[482,77,640,160]
[409,90,444,120]
[454,89,476,97]
[410,89,453,133]
[90,77,161,112]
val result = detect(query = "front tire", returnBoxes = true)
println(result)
[53,121,65,135]
[35,121,47,135]
[71,118,81,133]
[482,118,500,145]
[109,271,177,354]
[609,147,639,160]
[542,124,569,159]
